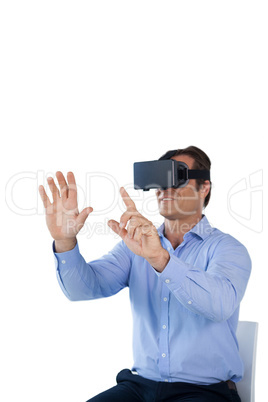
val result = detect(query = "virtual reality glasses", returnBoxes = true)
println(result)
[134,150,210,191]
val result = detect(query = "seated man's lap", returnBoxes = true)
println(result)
[86,383,142,402]
[86,370,240,402]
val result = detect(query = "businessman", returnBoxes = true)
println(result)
[39,146,251,401]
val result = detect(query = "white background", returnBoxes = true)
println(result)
[1,1,267,401]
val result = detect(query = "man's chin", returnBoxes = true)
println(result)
[159,209,197,220]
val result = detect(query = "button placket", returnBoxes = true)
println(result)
[159,284,170,380]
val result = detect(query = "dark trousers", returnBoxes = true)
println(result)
[86,369,241,402]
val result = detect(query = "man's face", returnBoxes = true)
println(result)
[155,154,208,220]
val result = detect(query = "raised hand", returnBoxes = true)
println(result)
[108,187,170,272]
[39,171,93,252]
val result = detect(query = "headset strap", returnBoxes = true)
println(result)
[188,169,210,181]
[159,150,210,181]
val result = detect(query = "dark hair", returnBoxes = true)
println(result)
[161,145,212,208]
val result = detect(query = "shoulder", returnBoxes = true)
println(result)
[210,226,248,248]
[206,225,251,265]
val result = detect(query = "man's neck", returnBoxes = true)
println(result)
[164,213,203,249]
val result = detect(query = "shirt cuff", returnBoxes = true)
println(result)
[53,240,81,268]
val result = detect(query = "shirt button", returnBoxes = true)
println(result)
[61,260,66,264]
[162,353,166,358]
[188,300,192,305]
[165,279,170,284]
[167,247,171,251]
[162,325,166,329]
[163,297,168,302]
[165,379,169,382]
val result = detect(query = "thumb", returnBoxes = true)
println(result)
[76,207,93,228]
[108,219,127,238]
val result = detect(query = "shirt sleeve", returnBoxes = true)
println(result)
[157,236,252,322]
[53,240,132,301]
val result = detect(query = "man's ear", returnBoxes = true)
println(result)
[200,181,210,198]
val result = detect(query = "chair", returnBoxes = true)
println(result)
[236,321,259,402]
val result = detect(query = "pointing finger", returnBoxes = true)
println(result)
[120,187,137,211]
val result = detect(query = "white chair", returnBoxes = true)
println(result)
[236,321,259,402]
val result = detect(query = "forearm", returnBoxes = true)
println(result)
[157,253,251,322]
[54,241,100,301]
[54,240,131,301]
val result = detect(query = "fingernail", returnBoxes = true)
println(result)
[119,222,124,229]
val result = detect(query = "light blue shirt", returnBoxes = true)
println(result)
[53,215,251,385]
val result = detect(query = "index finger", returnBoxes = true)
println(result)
[120,187,137,211]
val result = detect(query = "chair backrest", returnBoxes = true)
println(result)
[236,321,259,402]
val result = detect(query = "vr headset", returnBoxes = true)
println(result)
[134,150,210,191]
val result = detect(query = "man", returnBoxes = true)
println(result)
[39,146,251,402]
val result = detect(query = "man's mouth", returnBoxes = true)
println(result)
[159,197,174,201]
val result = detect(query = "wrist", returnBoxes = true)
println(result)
[148,249,170,273]
[54,238,77,253]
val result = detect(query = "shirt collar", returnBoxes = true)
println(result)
[158,215,213,241]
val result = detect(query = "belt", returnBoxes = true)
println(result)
[225,380,237,391]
